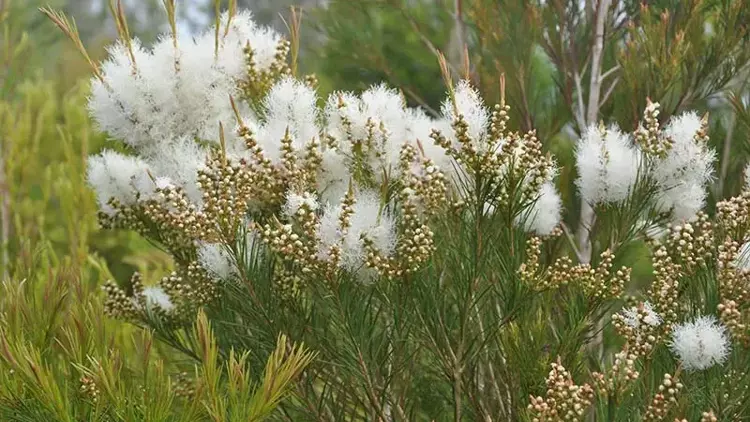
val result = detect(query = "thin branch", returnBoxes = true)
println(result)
[108,0,136,70]
[719,76,750,195]
[573,70,587,131]
[39,7,105,84]
[577,0,611,265]
[448,0,467,76]
[577,1,612,371]
[572,49,592,132]
[281,6,303,77]
[599,64,620,81]
[355,349,389,422]
[561,223,586,263]
[718,111,736,196]
[222,0,237,40]
[474,305,507,418]
[453,366,463,422]
[586,0,611,125]
[599,76,620,106]
[161,0,179,69]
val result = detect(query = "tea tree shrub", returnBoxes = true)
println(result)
[49,2,750,421]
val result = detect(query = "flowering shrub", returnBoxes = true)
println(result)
[50,4,750,421]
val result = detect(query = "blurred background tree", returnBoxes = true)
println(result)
[0,0,175,285]
[234,0,326,32]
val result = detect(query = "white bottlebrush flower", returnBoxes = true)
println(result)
[440,80,489,149]
[520,181,562,236]
[316,190,396,272]
[283,191,319,217]
[173,11,280,143]
[175,31,241,142]
[317,147,351,205]
[361,84,407,126]
[360,84,411,168]
[88,10,283,150]
[621,302,662,329]
[744,163,750,191]
[198,243,237,280]
[575,124,641,205]
[259,77,320,163]
[655,180,707,222]
[87,150,153,215]
[218,10,281,72]
[733,240,750,270]
[324,91,364,139]
[142,286,175,312]
[324,85,410,174]
[144,137,209,205]
[405,108,454,177]
[664,112,703,148]
[652,112,715,221]
[89,39,164,149]
[669,315,730,371]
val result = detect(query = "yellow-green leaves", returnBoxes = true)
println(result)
[247,334,316,421]
[193,310,316,422]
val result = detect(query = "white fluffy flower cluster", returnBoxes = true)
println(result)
[652,112,715,221]
[87,150,159,215]
[669,315,730,371]
[90,11,278,149]
[254,77,320,163]
[574,112,715,222]
[440,80,490,151]
[198,243,238,280]
[315,191,397,273]
[733,240,750,271]
[622,301,662,329]
[575,125,640,205]
[326,85,407,172]
[324,80,562,236]
[141,286,175,312]
[283,191,320,218]
[447,82,562,236]
[322,84,451,194]
[485,177,562,237]
[87,11,281,209]
[520,181,563,236]
[85,7,563,262]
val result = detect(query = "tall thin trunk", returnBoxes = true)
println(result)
[448,0,466,75]
[717,112,736,197]
[577,0,611,370]
[576,0,611,265]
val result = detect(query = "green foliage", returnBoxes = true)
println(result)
[132,142,750,420]
[194,311,316,422]
[0,71,172,285]
[0,246,315,421]
[0,3,314,419]
[309,0,453,112]
[4,0,750,420]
